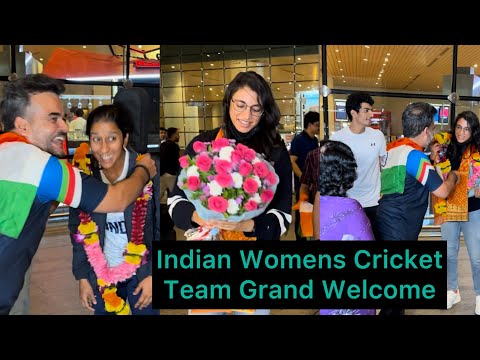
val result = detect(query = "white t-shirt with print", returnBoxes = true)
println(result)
[101,150,130,267]
[330,126,387,208]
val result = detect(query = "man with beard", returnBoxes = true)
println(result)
[0,74,157,314]
[376,102,459,315]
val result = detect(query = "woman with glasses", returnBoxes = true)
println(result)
[169,71,292,242]
[431,110,480,315]
[168,71,292,315]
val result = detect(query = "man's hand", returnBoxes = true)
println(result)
[430,143,441,162]
[136,153,157,179]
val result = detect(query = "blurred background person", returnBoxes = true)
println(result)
[290,111,319,241]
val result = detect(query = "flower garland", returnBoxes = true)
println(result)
[433,132,452,180]
[73,151,153,315]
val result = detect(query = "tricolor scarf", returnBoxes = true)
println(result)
[381,137,427,195]
[0,132,81,239]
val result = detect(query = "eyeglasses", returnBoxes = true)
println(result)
[455,125,471,134]
[231,99,264,117]
[358,108,373,113]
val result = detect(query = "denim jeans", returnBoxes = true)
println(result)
[92,275,159,315]
[188,309,270,315]
[442,208,480,296]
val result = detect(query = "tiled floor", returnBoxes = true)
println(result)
[26,222,477,315]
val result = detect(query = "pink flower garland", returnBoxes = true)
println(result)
[73,181,152,314]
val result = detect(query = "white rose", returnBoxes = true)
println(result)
[252,193,261,203]
[251,157,260,164]
[231,172,243,188]
[227,199,240,215]
[186,165,199,177]
[208,180,223,196]
[253,175,262,187]
[219,146,235,161]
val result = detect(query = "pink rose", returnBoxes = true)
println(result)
[215,172,233,188]
[196,154,213,172]
[243,177,259,194]
[179,155,190,169]
[239,161,253,177]
[187,176,201,191]
[260,188,274,203]
[212,138,230,151]
[215,159,232,173]
[244,199,258,211]
[193,141,207,153]
[231,149,243,164]
[253,162,269,178]
[243,148,256,162]
[265,171,278,186]
[207,196,228,213]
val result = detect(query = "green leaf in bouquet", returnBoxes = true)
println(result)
[199,172,209,183]
[190,191,203,200]
[180,177,187,189]
[222,188,234,199]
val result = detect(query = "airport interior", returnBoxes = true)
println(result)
[1,44,479,315]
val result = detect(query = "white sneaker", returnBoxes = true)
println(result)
[475,295,480,315]
[447,290,461,309]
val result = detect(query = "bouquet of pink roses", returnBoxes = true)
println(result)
[177,137,279,240]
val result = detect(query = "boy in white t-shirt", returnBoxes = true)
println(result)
[330,93,387,240]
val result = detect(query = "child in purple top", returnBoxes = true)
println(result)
[318,140,375,315]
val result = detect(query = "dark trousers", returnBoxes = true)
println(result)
[363,205,381,241]
[294,185,307,241]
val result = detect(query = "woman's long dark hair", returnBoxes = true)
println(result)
[222,71,283,161]
[447,110,480,162]
[319,140,357,197]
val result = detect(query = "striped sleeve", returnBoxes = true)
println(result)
[406,149,443,191]
[37,157,82,208]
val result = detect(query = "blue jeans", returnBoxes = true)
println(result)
[442,208,480,296]
[189,309,270,315]
[92,275,159,315]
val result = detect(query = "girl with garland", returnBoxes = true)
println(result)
[68,104,160,315]
[431,111,480,315]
